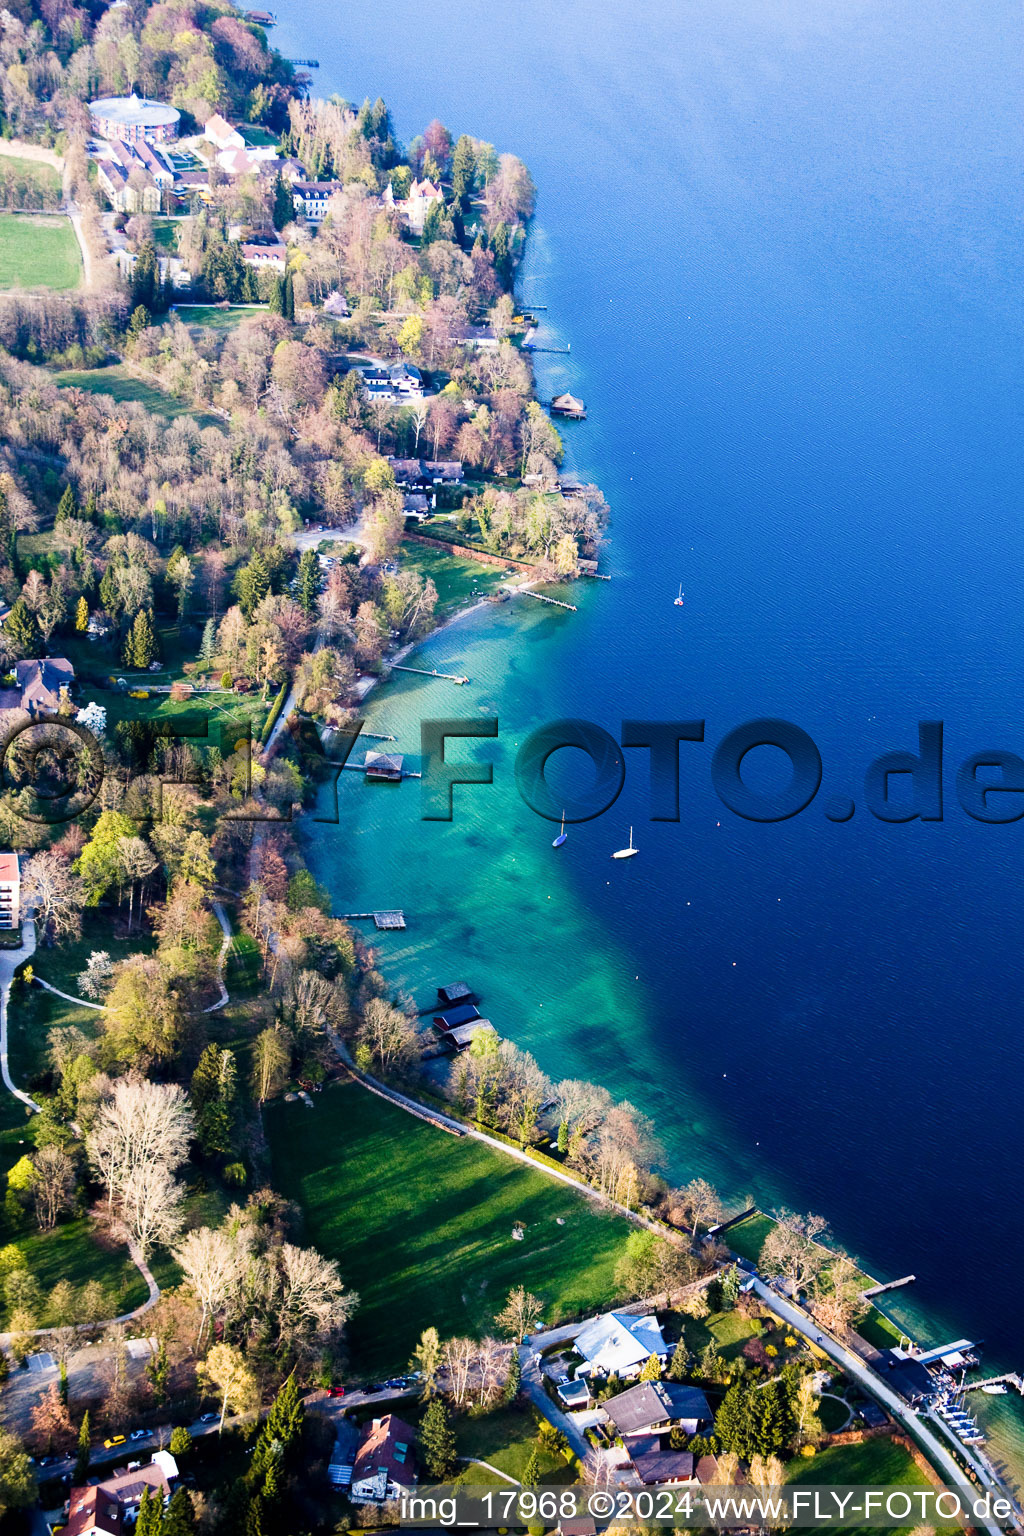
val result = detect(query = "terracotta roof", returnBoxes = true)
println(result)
[0,853,19,883]
[353,1414,418,1489]
[66,1485,122,1536]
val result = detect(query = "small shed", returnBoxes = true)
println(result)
[437,982,475,1005]
[433,1002,481,1031]
[440,1019,496,1051]
[365,750,404,781]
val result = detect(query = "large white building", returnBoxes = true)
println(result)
[0,853,19,931]
[89,93,180,144]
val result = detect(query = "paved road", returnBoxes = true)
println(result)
[749,1277,1007,1536]
[201,902,232,1013]
[0,918,40,1112]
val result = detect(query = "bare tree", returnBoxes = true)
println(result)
[118,1161,186,1257]
[251,1027,291,1104]
[198,1341,257,1433]
[117,836,157,931]
[31,1145,76,1231]
[495,1285,543,1342]
[760,1211,831,1297]
[441,1335,476,1408]
[87,1078,194,1219]
[175,1225,252,1349]
[675,1177,724,1239]
[357,997,418,1076]
[20,851,85,940]
[274,1243,357,1353]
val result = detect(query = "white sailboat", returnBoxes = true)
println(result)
[612,826,638,859]
[552,811,567,848]
[674,584,685,606]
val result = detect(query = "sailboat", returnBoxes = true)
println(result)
[612,826,638,859]
[552,811,567,848]
[674,584,685,607]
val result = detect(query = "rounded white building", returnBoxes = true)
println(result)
[88,93,180,144]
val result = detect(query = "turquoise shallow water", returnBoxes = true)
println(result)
[276,0,1024,1483]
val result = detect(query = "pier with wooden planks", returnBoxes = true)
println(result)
[391,664,469,684]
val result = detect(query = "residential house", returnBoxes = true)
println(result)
[97,158,160,214]
[449,321,499,348]
[240,241,287,272]
[217,147,264,178]
[65,1453,177,1536]
[573,1311,668,1379]
[625,1438,696,1487]
[350,1414,418,1503]
[292,179,343,221]
[0,853,19,931]
[204,113,245,152]
[555,1378,592,1410]
[603,1381,712,1440]
[15,657,74,718]
[360,362,425,402]
[387,457,464,487]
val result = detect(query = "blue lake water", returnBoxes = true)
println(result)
[273,0,1024,1478]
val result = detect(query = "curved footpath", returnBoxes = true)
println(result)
[0,917,41,1114]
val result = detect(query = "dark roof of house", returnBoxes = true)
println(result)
[433,1003,481,1030]
[293,179,343,195]
[438,982,474,1003]
[15,656,74,712]
[876,1352,934,1403]
[605,1380,712,1436]
[627,1437,695,1486]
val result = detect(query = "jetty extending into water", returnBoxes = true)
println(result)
[862,1275,916,1299]
[520,589,577,611]
[965,1373,1024,1395]
[392,664,469,684]
[338,910,406,930]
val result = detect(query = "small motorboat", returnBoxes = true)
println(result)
[552,811,567,848]
[612,826,638,859]
[674,583,685,606]
[982,1384,1009,1395]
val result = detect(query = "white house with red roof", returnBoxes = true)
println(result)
[0,853,19,930]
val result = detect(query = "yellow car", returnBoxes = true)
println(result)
[103,1435,126,1449]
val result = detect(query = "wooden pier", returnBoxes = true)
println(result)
[392,664,469,684]
[286,56,319,65]
[862,1275,916,1299]
[338,910,406,931]
[965,1374,1024,1395]
[520,589,577,612]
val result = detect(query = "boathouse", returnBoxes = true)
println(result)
[364,751,404,781]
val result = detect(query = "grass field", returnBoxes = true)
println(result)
[400,538,508,617]
[151,218,179,251]
[455,1403,576,1484]
[267,1082,635,1374]
[0,154,62,200]
[171,304,266,330]
[723,1211,777,1264]
[0,212,80,290]
[55,364,223,429]
[788,1437,956,1536]
[680,1306,763,1362]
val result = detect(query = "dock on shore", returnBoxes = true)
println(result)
[392,664,469,684]
[338,910,406,931]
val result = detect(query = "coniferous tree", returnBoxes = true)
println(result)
[272,174,293,231]
[74,1409,91,1483]
[748,1378,794,1458]
[451,135,477,208]
[282,272,295,322]
[419,1398,457,1479]
[56,484,76,522]
[296,549,319,615]
[502,1348,521,1404]
[136,1485,162,1536]
[190,1045,237,1159]
[714,1383,755,1460]
[668,1337,691,1381]
[638,1351,662,1382]
[199,617,216,666]
[75,596,89,632]
[0,483,15,571]
[124,608,156,669]
[163,1487,198,1535]
[235,551,270,619]
[131,242,158,311]
[4,597,38,652]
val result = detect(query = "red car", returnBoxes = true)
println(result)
[326,1387,346,1398]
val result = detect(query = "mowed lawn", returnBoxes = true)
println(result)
[399,539,508,617]
[0,212,81,290]
[267,1083,635,1373]
[56,364,223,429]
[788,1438,958,1536]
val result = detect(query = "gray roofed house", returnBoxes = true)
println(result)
[604,1380,712,1438]
[15,657,74,717]
[574,1311,668,1378]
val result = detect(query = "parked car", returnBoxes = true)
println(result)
[129,1430,148,1441]
[103,1435,126,1449]
[326,1386,346,1398]
[198,1412,218,1424]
